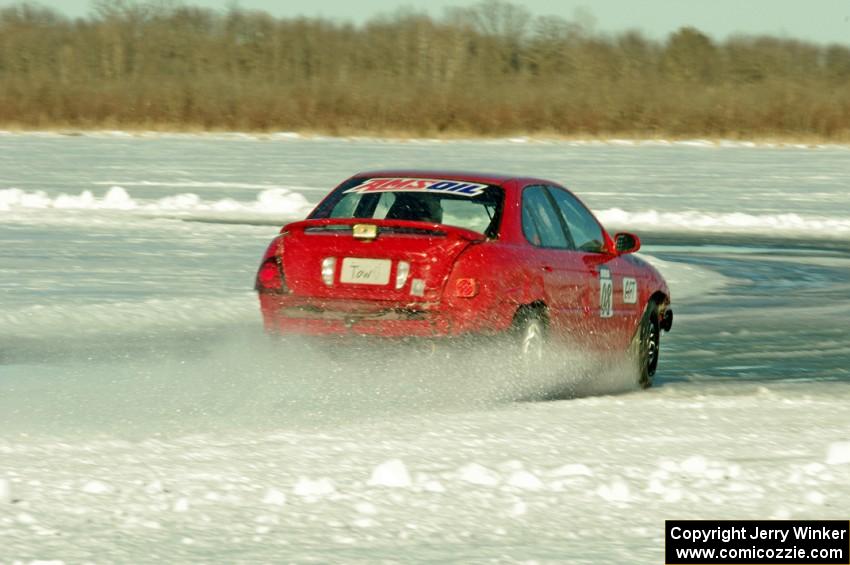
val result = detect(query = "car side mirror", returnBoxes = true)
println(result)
[614,232,640,255]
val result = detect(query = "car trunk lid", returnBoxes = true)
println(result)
[279,218,483,304]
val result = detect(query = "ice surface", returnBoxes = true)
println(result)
[2,134,849,238]
[1,135,849,563]
[10,129,850,150]
[638,254,730,302]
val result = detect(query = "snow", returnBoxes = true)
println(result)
[292,478,336,498]
[368,459,412,488]
[261,488,287,506]
[2,134,849,240]
[0,185,311,218]
[680,455,709,475]
[597,208,850,238]
[354,501,377,514]
[549,464,594,477]
[1,384,849,561]
[826,442,850,465]
[0,478,11,504]
[1,129,849,151]
[596,478,632,503]
[507,470,544,491]
[422,480,446,493]
[143,480,165,495]
[0,296,257,340]
[457,463,501,486]
[3,188,849,241]
[1,134,849,563]
[81,481,113,495]
[173,497,191,512]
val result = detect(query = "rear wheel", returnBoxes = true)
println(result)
[513,308,546,377]
[637,300,661,388]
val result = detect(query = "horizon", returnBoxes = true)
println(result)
[2,0,850,46]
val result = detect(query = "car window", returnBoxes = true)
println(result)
[522,186,569,249]
[313,178,503,237]
[441,199,495,235]
[548,186,606,253]
[521,203,542,246]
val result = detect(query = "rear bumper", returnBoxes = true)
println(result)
[258,293,511,338]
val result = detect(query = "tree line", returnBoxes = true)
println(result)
[1,0,849,138]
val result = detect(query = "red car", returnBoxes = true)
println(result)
[256,171,673,387]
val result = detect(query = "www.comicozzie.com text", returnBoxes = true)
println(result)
[670,524,848,544]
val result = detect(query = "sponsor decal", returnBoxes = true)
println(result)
[410,278,425,297]
[345,177,488,197]
[623,277,637,304]
[599,267,613,318]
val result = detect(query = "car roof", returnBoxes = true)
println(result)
[352,169,557,189]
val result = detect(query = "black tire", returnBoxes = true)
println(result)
[513,307,547,377]
[636,300,661,389]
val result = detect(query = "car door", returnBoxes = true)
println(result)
[546,185,640,346]
[520,185,587,340]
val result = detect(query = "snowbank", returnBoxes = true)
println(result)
[0,186,311,217]
[598,208,850,239]
[3,186,848,240]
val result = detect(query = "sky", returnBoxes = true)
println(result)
[5,0,850,45]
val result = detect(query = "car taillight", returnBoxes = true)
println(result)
[321,257,336,286]
[255,258,287,294]
[453,278,478,298]
[395,261,410,289]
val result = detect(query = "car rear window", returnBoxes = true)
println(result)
[311,177,504,237]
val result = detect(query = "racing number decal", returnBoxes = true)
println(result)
[622,278,637,304]
[599,267,613,318]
